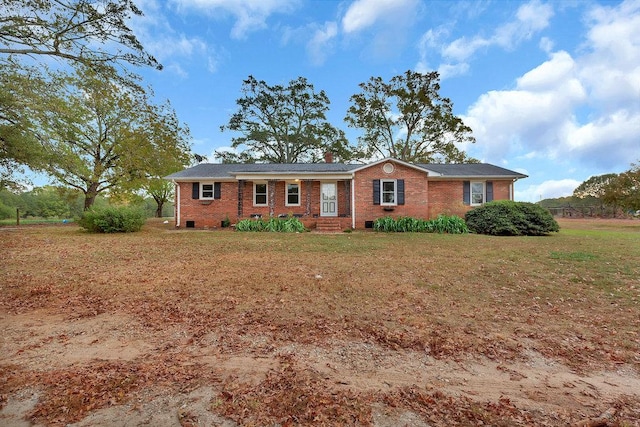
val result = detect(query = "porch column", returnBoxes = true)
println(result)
[268,180,276,217]
[237,180,244,218]
[304,179,312,216]
[344,180,351,216]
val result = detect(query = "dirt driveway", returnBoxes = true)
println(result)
[2,309,638,426]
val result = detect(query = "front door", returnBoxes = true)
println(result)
[321,182,337,217]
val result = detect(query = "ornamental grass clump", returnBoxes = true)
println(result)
[235,216,306,232]
[464,201,559,236]
[78,206,146,233]
[373,215,468,234]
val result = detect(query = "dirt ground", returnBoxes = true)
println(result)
[1,308,638,427]
[1,218,639,426]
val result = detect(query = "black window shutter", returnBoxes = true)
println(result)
[486,181,493,202]
[214,182,221,199]
[192,182,199,199]
[463,181,470,205]
[373,180,380,205]
[397,179,405,205]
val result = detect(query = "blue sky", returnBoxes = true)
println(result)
[128,0,639,202]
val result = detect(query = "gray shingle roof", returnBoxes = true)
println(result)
[417,163,528,178]
[165,160,527,180]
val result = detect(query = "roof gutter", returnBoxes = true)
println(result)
[427,175,528,180]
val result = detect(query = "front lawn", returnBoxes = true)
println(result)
[1,218,638,425]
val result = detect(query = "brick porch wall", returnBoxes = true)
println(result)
[176,180,353,229]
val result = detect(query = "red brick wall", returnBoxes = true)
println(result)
[352,161,430,229]
[428,180,514,218]
[493,180,512,201]
[427,181,467,218]
[174,170,515,229]
[176,181,239,228]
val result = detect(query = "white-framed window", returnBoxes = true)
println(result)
[201,182,215,199]
[471,182,485,205]
[286,182,300,206]
[381,179,397,205]
[254,182,268,206]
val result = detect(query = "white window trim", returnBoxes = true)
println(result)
[253,182,268,206]
[285,182,300,206]
[200,182,215,200]
[380,179,397,206]
[470,181,485,206]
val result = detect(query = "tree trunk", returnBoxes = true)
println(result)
[84,182,99,210]
[155,201,164,218]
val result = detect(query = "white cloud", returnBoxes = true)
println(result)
[306,22,338,66]
[145,34,208,61]
[462,0,640,174]
[500,0,553,47]
[420,0,554,77]
[539,36,554,53]
[515,179,580,202]
[165,63,188,78]
[463,50,586,160]
[132,0,214,76]
[436,62,470,79]
[516,50,577,91]
[172,0,300,39]
[341,0,421,59]
[341,0,419,34]
[578,0,640,110]
[562,110,640,168]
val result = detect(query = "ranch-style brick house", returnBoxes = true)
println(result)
[165,157,527,231]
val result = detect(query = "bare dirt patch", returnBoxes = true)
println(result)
[1,220,639,426]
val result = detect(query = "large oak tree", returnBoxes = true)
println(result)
[17,67,190,209]
[219,75,355,163]
[1,0,161,188]
[0,64,45,189]
[0,0,160,72]
[345,70,476,163]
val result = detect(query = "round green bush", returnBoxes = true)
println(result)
[464,201,559,236]
[78,206,146,233]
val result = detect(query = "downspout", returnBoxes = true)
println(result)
[351,177,356,229]
[174,181,180,227]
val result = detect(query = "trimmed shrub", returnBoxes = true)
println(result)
[235,216,306,232]
[373,215,468,234]
[465,201,559,236]
[78,206,146,233]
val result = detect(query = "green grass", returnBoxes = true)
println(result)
[549,251,598,261]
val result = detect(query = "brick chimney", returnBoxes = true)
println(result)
[324,151,333,163]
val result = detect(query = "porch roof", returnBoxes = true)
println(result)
[165,162,359,181]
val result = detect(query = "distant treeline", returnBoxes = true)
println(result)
[0,186,173,220]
